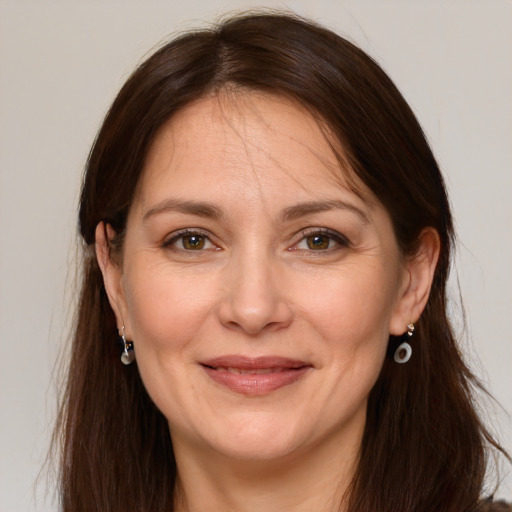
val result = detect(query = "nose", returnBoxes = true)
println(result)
[217,249,293,335]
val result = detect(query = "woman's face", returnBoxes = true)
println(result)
[108,92,411,462]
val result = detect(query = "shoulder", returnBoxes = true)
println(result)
[475,499,512,512]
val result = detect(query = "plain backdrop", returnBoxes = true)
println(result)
[0,1,510,510]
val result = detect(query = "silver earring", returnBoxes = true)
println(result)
[120,325,135,365]
[394,322,414,364]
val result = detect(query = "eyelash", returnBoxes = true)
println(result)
[162,229,218,252]
[162,228,350,254]
[291,228,350,253]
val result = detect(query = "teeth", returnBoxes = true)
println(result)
[215,367,285,374]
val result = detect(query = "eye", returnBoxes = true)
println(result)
[293,229,349,252]
[181,234,208,250]
[301,234,332,250]
[163,230,216,251]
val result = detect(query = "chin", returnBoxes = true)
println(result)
[201,413,315,462]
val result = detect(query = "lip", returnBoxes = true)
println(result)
[199,356,313,396]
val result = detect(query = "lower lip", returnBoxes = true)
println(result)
[201,366,312,395]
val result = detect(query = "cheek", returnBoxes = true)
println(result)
[121,263,221,422]
[299,262,399,347]
[122,262,217,354]
[297,262,399,407]
[309,270,396,400]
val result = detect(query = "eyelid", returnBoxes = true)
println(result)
[291,227,351,251]
[162,228,219,250]
[161,227,349,253]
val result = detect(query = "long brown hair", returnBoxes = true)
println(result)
[54,12,508,511]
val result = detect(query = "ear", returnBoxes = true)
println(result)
[389,227,441,335]
[95,222,130,335]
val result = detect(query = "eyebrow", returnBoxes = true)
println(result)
[142,198,370,224]
[281,200,370,224]
[142,199,224,222]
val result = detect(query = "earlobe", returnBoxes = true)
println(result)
[389,228,441,335]
[95,222,127,332]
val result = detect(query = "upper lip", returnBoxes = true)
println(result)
[199,355,311,370]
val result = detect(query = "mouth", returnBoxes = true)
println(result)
[206,366,298,375]
[199,356,313,395]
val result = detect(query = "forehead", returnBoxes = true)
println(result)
[135,91,372,213]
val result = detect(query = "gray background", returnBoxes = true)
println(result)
[0,1,510,509]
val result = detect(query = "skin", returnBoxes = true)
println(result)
[96,91,440,512]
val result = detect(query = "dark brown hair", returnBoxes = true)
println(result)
[55,12,508,511]
[477,499,512,512]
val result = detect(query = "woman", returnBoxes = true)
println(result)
[54,12,510,512]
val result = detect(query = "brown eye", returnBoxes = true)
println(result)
[182,234,206,250]
[293,229,349,253]
[164,230,217,253]
[306,234,330,250]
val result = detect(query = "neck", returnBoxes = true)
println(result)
[172,422,362,512]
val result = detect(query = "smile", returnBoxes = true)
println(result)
[199,356,313,395]
[211,366,295,374]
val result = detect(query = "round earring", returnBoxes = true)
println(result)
[120,325,135,365]
[394,322,414,364]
